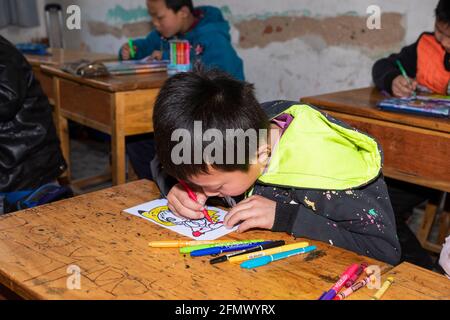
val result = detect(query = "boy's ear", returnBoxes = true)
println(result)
[178,6,191,18]
[256,143,271,165]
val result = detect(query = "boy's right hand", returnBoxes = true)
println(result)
[167,184,208,220]
[120,43,137,60]
[392,75,417,97]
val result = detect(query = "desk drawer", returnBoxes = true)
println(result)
[59,78,112,132]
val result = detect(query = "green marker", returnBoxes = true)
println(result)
[128,38,136,59]
[171,41,177,65]
[396,60,416,97]
[179,239,265,254]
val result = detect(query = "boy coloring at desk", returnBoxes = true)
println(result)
[151,68,401,265]
[373,0,450,97]
[119,0,244,81]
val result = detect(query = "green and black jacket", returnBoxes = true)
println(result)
[253,101,401,265]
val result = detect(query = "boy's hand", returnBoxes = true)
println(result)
[223,195,276,233]
[120,43,137,60]
[149,50,162,60]
[392,75,417,97]
[167,184,208,220]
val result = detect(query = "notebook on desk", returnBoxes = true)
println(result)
[102,59,169,75]
[378,95,450,118]
[61,58,169,77]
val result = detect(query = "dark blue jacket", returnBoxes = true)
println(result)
[121,6,244,80]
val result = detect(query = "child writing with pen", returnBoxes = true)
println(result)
[151,67,401,265]
[121,0,245,182]
[372,0,450,97]
[371,0,448,270]
[119,0,244,80]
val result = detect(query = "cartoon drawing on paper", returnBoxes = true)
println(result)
[138,205,223,237]
[124,199,237,240]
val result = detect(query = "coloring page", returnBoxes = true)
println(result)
[124,199,237,240]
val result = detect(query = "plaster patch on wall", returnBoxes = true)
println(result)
[88,21,152,39]
[235,13,405,53]
[240,37,376,101]
[106,5,149,23]
[220,6,314,22]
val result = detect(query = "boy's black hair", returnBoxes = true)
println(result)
[153,66,269,181]
[163,0,194,13]
[436,0,450,25]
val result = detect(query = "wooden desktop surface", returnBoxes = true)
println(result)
[0,180,392,300]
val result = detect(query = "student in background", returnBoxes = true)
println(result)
[372,0,450,97]
[371,1,449,270]
[152,68,401,265]
[123,0,244,181]
[0,36,68,212]
[372,0,450,269]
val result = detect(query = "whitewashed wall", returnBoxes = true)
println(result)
[1,0,438,101]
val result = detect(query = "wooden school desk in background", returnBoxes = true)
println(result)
[40,65,168,186]
[0,180,395,300]
[301,87,450,253]
[25,48,116,105]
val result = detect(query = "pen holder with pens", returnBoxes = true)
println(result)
[168,40,192,75]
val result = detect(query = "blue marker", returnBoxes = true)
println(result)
[240,245,317,269]
[190,241,270,257]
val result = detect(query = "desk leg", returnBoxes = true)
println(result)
[418,192,449,253]
[438,194,449,245]
[111,94,126,185]
[53,77,71,181]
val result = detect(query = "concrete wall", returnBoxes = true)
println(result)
[1,0,439,101]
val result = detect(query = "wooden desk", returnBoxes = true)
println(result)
[40,65,168,185]
[25,48,116,105]
[0,180,392,300]
[347,262,449,300]
[301,87,450,252]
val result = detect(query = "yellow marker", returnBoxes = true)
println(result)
[371,277,394,300]
[228,242,309,263]
[148,240,233,248]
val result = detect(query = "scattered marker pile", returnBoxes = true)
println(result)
[148,239,316,269]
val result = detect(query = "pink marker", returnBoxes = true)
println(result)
[345,262,368,287]
[185,41,190,65]
[319,263,360,300]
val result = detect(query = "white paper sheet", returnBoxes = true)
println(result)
[124,199,237,240]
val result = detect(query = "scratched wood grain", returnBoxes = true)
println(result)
[0,180,395,300]
[363,262,449,300]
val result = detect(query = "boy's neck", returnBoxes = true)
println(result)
[179,12,197,34]
[260,124,282,174]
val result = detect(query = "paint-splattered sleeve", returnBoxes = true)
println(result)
[272,177,401,265]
